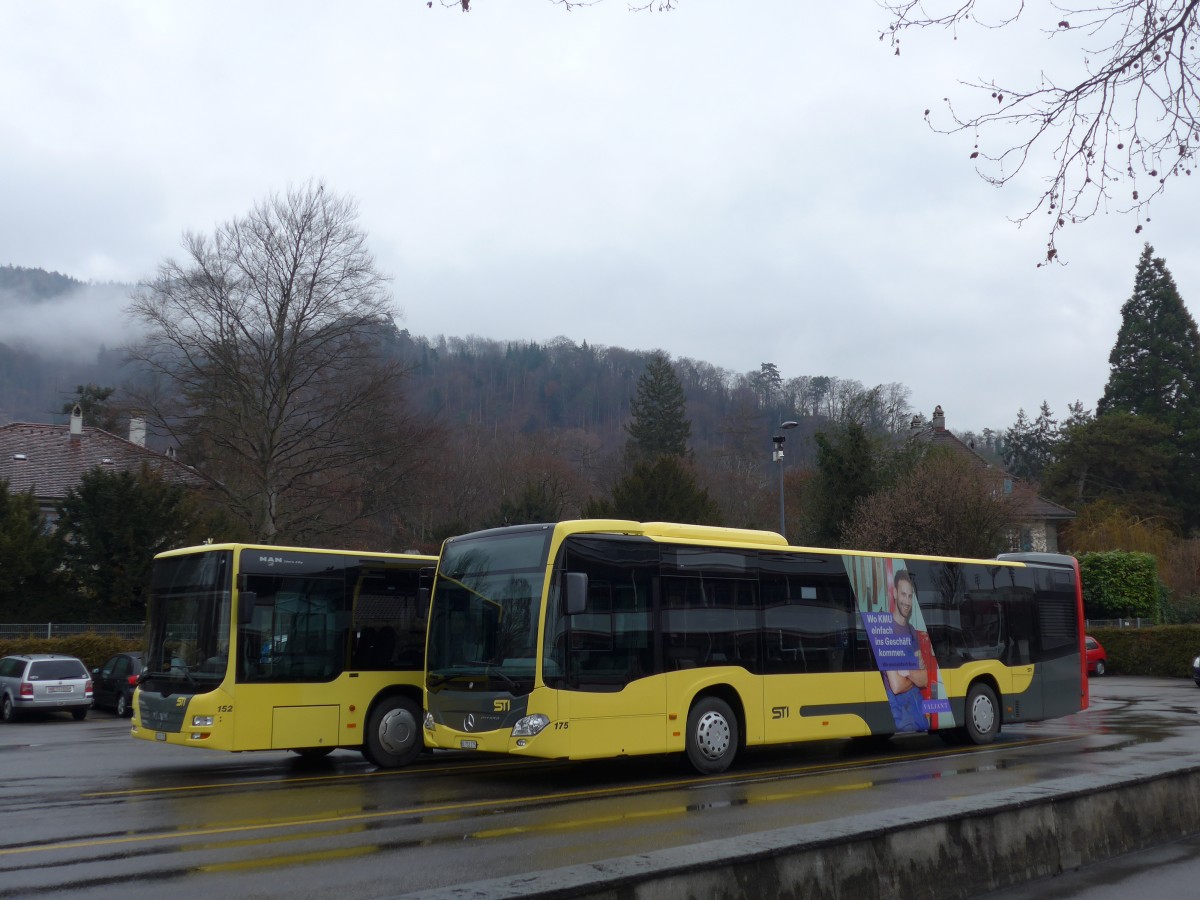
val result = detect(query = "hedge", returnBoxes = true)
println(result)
[3,627,1193,681]
[1089,625,1200,679]
[0,635,141,671]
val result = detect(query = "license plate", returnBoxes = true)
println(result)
[47,685,73,693]
[155,732,167,742]
[459,739,478,750]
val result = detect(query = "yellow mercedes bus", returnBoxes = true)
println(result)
[422,520,1087,773]
[132,543,437,766]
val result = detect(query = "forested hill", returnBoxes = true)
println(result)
[0,264,88,302]
[0,265,976,467]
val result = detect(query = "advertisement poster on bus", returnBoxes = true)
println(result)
[844,557,954,732]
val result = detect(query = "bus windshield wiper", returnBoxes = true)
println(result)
[486,667,518,692]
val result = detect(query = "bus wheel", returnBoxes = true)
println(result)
[963,682,1000,745]
[685,697,739,775]
[363,697,422,768]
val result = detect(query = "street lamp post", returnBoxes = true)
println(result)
[772,420,799,539]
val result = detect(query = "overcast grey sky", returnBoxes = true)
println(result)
[2,1,1195,433]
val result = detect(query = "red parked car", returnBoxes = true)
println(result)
[1085,635,1108,676]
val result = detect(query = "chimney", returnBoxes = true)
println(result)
[70,404,83,439]
[932,405,946,431]
[129,415,147,447]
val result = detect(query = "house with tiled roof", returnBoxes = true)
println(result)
[0,405,208,525]
[916,405,1075,553]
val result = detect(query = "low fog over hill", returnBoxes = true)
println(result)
[0,266,133,423]
[0,265,134,356]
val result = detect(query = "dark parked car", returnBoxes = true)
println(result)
[92,652,143,717]
[1192,653,1200,687]
[0,654,93,721]
[1085,635,1108,676]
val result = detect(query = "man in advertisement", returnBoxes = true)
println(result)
[881,569,928,731]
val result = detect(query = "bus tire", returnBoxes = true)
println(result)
[685,696,738,775]
[962,682,1000,745]
[363,696,422,768]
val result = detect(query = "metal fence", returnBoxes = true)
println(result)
[0,623,145,641]
[1085,618,1156,629]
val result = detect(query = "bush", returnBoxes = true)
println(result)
[1079,551,1159,619]
[0,634,141,671]
[1090,625,1200,678]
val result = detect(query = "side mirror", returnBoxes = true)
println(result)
[419,566,436,609]
[564,572,588,616]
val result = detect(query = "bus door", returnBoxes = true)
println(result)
[235,570,349,750]
[760,563,868,742]
[551,542,665,759]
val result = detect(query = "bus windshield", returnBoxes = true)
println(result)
[143,549,232,691]
[426,528,551,695]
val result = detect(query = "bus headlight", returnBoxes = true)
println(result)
[511,714,550,737]
[192,715,214,727]
[424,712,435,732]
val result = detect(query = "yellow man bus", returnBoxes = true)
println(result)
[132,543,437,766]
[422,520,1087,773]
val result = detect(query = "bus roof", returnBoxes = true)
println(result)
[153,543,438,563]
[547,519,1044,568]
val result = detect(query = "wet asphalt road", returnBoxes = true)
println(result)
[1,676,1197,898]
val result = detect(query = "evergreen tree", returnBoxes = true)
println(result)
[1099,244,1200,429]
[1040,412,1176,520]
[484,480,563,528]
[61,383,122,433]
[1098,245,1200,528]
[1059,400,1092,437]
[809,422,884,545]
[55,466,229,622]
[625,353,690,459]
[0,482,61,620]
[749,362,782,409]
[582,456,719,524]
[1000,401,1059,482]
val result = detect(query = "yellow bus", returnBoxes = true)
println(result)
[422,520,1088,773]
[132,543,438,766]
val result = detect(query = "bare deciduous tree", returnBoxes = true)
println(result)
[882,1,1199,263]
[126,182,431,544]
[842,450,1030,557]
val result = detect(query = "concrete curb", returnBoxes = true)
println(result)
[398,755,1200,899]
